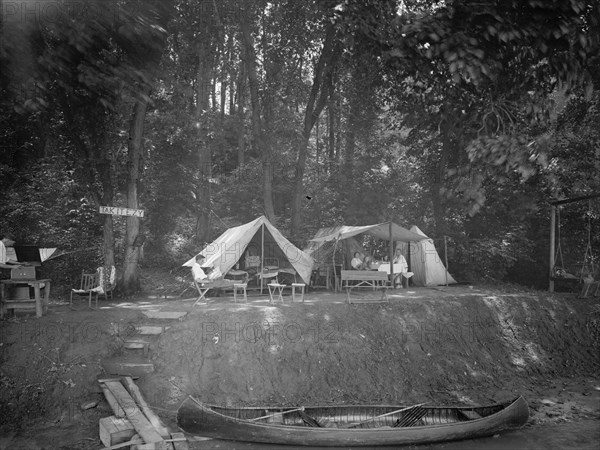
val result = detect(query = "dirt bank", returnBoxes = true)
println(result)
[0,284,599,449]
[148,286,600,421]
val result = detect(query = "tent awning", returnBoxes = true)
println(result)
[309,222,426,243]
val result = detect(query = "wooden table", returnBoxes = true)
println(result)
[340,270,389,304]
[0,279,51,318]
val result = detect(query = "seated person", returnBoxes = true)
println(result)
[392,249,412,287]
[363,255,375,270]
[192,254,222,282]
[350,252,365,270]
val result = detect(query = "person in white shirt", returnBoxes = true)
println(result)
[192,254,209,282]
[192,254,223,282]
[392,249,412,287]
[351,252,365,270]
[393,249,408,273]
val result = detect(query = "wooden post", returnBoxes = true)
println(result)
[549,205,556,292]
[389,222,395,288]
[333,238,339,292]
[444,235,449,287]
[260,222,265,294]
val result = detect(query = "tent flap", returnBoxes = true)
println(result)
[309,222,425,243]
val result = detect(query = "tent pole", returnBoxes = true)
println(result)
[389,222,395,288]
[444,235,449,287]
[333,238,338,292]
[549,205,556,292]
[261,223,265,294]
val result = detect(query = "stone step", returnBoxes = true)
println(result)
[142,311,188,320]
[123,339,150,355]
[135,325,169,335]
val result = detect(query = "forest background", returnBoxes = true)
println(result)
[0,0,599,295]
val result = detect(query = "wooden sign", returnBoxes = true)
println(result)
[99,206,145,217]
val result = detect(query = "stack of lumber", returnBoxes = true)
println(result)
[98,376,188,450]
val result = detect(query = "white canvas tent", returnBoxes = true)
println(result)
[182,216,314,285]
[400,225,456,286]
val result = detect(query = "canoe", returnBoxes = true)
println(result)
[177,395,529,447]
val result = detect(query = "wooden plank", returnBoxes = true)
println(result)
[142,311,187,320]
[460,409,482,420]
[100,383,126,417]
[98,376,138,383]
[99,416,136,447]
[103,381,165,445]
[122,377,170,438]
[136,326,168,335]
[102,362,155,377]
[347,287,389,304]
[123,340,150,355]
[170,432,189,450]
[132,440,178,450]
[341,270,388,281]
[101,433,143,450]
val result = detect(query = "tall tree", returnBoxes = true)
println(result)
[240,3,276,221]
[290,19,341,237]
[119,0,174,293]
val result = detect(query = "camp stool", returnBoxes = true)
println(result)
[267,283,285,303]
[291,283,305,302]
[233,283,248,303]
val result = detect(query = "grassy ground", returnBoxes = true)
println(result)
[0,281,599,449]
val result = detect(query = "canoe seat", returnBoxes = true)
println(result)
[459,410,482,420]
[393,406,427,427]
[298,410,322,427]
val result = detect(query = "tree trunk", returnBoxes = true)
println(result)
[290,24,339,238]
[241,15,275,221]
[328,95,335,169]
[342,90,360,221]
[100,168,116,268]
[122,93,148,295]
[237,34,246,167]
[195,43,213,245]
[431,126,451,236]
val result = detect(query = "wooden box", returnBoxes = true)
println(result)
[99,415,136,447]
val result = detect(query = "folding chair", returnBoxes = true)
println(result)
[245,255,261,285]
[70,271,100,309]
[193,279,211,305]
[193,278,236,305]
[263,257,279,270]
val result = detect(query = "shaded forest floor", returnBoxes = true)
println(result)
[0,281,599,449]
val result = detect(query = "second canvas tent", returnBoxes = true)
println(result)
[397,225,457,286]
[304,222,426,288]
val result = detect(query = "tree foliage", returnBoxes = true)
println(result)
[1,0,598,292]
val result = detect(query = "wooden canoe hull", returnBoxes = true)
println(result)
[177,396,529,447]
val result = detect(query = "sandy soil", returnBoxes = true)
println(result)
[0,284,599,449]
